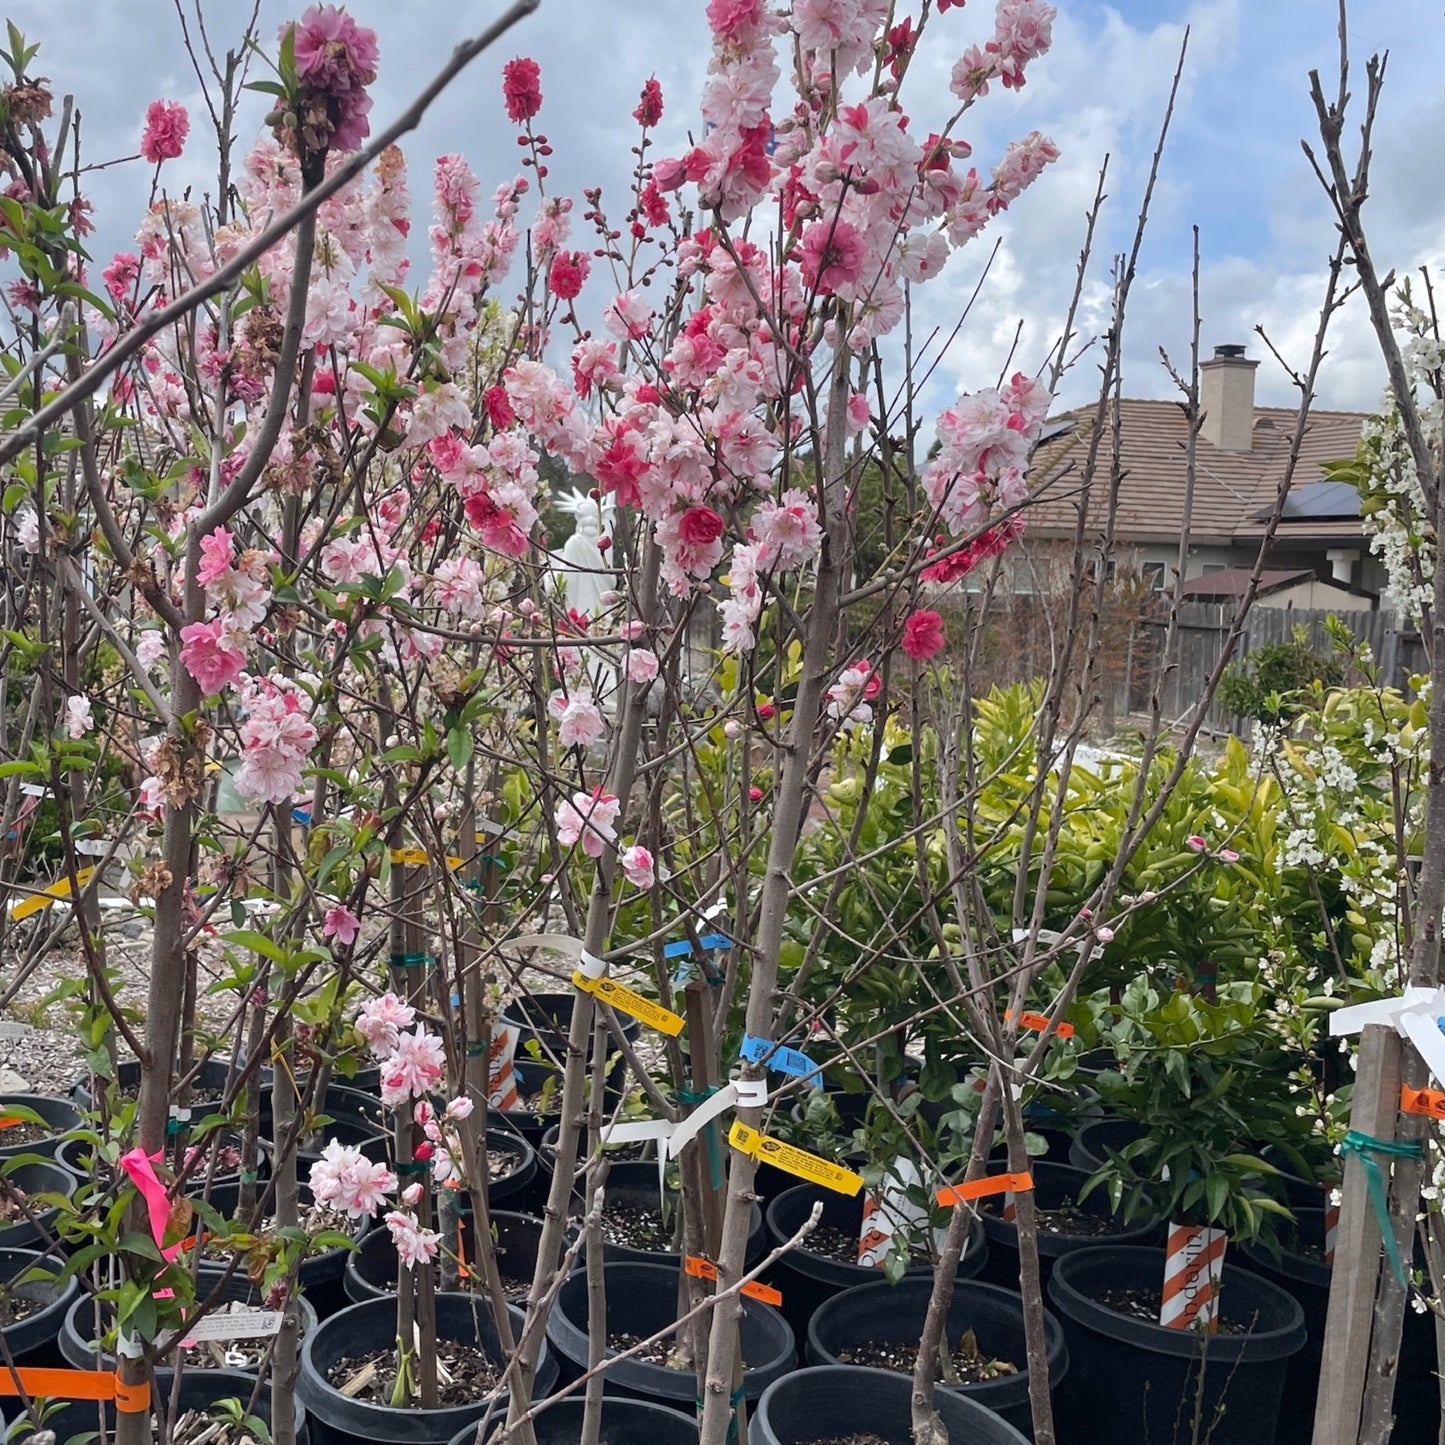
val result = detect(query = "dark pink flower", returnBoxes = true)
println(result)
[502,57,542,125]
[140,100,189,164]
[798,218,867,295]
[633,77,664,128]
[282,5,379,154]
[323,904,360,946]
[484,385,516,431]
[677,505,725,549]
[901,610,946,661]
[547,249,589,301]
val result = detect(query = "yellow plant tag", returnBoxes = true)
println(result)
[571,970,685,1037]
[9,868,97,922]
[728,1120,863,1195]
[388,848,463,870]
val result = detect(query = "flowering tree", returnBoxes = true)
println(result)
[0,2,1355,1445]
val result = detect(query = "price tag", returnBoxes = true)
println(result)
[935,1171,1034,1207]
[9,867,97,921]
[684,1255,783,1306]
[168,1308,284,1349]
[572,970,684,1036]
[728,1120,862,1195]
[1401,1085,1445,1121]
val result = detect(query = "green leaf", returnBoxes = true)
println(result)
[220,929,289,965]
[447,725,474,773]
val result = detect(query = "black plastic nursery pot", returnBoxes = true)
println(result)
[594,1160,763,1268]
[765,1182,986,1344]
[0,1245,80,1367]
[344,1210,544,1306]
[494,1059,564,1148]
[70,1056,241,1113]
[0,1095,82,1163]
[60,1288,318,1373]
[260,1084,389,1167]
[298,1294,558,1445]
[462,1396,700,1445]
[56,1131,270,1195]
[0,1159,75,1251]
[1065,1117,1147,1176]
[545,1262,795,1410]
[805,1277,1066,1438]
[750,1364,1030,1445]
[1236,1208,1437,1445]
[2,1367,307,1445]
[977,1160,1161,1291]
[1047,1245,1307,1445]
[500,992,639,1122]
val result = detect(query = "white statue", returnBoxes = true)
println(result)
[554,489,615,622]
[553,489,618,702]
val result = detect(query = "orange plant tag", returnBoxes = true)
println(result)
[935,1171,1034,1207]
[684,1255,783,1306]
[0,1118,22,1131]
[1401,1085,1445,1121]
[1010,1010,1074,1039]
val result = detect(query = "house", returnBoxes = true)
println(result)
[1018,345,1380,602]
[1176,566,1375,612]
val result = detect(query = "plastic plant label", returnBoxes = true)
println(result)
[388,847,463,870]
[571,970,684,1036]
[684,1255,782,1305]
[487,1023,520,1110]
[858,1159,926,1267]
[1401,1084,1445,1120]
[739,1034,822,1088]
[183,1309,284,1343]
[1161,1222,1226,1331]
[9,867,97,921]
[728,1120,863,1195]
[1008,1010,1074,1039]
[935,1172,1034,1207]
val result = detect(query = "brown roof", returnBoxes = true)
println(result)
[1024,399,1367,545]
[1177,568,1314,599]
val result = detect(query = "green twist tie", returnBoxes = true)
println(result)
[390,952,431,969]
[477,854,509,871]
[396,1160,432,1176]
[1340,1129,1424,1287]
[239,1169,260,1184]
[165,1117,187,1137]
[677,1086,720,1105]
[465,1042,490,1058]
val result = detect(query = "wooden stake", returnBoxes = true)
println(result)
[1311,1022,1402,1445]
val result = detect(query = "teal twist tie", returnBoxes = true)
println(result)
[1340,1129,1424,1287]
[390,952,431,969]
[395,1160,432,1176]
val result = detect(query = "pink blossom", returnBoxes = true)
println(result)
[555,788,620,859]
[548,249,589,301]
[179,620,247,696]
[400,1182,424,1207]
[196,527,235,586]
[234,678,318,805]
[1185,835,1207,852]
[385,1211,442,1268]
[548,690,606,748]
[445,1095,475,1120]
[624,649,659,684]
[309,1139,396,1218]
[751,491,821,571]
[379,1025,447,1108]
[798,219,866,295]
[901,611,947,661]
[356,993,416,1057]
[285,5,379,153]
[1095,927,1116,944]
[323,904,360,946]
[678,506,725,549]
[621,845,656,890]
[1219,848,1240,864]
[633,77,664,128]
[140,101,189,164]
[502,57,543,124]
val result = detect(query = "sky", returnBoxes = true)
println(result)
[5,0,1443,423]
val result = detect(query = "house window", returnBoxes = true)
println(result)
[1141,562,1166,590]
[1201,563,1226,575]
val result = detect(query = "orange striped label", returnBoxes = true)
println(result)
[1161,1223,1227,1331]
[684,1255,782,1306]
[1008,1010,1075,1039]
[1323,1194,1340,1268]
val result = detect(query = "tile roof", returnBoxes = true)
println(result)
[1024,398,1368,545]
[1177,568,1315,598]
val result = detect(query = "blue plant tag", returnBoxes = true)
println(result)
[739,1034,822,1088]
[667,933,732,987]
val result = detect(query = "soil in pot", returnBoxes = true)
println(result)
[0,1095,81,1161]
[750,1363,1031,1445]
[805,1277,1064,1438]
[329,1341,501,1406]
[546,1261,795,1408]
[977,1160,1160,1292]
[0,1245,80,1366]
[592,1161,763,1269]
[1047,1245,1306,1445]
[0,1160,75,1250]
[766,1183,986,1344]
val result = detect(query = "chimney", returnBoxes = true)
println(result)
[1199,343,1259,452]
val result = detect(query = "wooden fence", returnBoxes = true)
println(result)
[957,594,1423,736]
